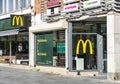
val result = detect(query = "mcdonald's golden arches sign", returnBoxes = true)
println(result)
[11,15,25,27]
[76,39,93,55]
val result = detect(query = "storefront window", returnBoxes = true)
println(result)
[53,30,65,67]
[72,22,97,33]
[71,21,107,72]
[0,34,29,56]
[36,30,65,67]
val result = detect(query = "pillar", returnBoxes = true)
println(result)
[107,12,120,80]
[29,31,35,67]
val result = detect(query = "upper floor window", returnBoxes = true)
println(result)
[15,0,19,10]
[21,0,26,9]
[0,0,31,15]
[0,0,2,14]
[9,0,13,12]
[4,0,7,13]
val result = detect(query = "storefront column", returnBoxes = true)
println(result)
[68,22,73,71]
[107,12,120,80]
[65,28,69,69]
[29,32,35,67]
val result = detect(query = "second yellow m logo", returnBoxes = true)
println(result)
[12,16,23,26]
[76,39,93,55]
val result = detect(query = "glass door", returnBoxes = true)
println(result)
[72,33,103,72]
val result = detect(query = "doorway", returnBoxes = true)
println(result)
[68,22,107,73]
[72,33,103,72]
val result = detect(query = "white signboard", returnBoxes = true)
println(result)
[63,3,78,13]
[63,0,79,4]
[76,58,84,70]
[83,0,101,9]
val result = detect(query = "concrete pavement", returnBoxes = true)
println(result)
[0,63,120,84]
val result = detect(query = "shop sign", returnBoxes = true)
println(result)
[57,42,65,54]
[76,39,93,55]
[11,15,25,27]
[63,0,79,4]
[0,18,11,31]
[47,0,60,7]
[83,0,101,9]
[63,3,78,13]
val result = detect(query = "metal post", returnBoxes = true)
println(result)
[68,22,73,71]
[9,36,12,65]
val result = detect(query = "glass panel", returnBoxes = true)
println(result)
[4,0,7,13]
[72,22,97,33]
[21,0,26,8]
[0,0,2,14]
[0,18,11,31]
[26,0,31,8]
[15,0,19,10]
[72,34,97,70]
[9,0,13,12]
[0,35,29,55]
[36,31,65,67]
[72,22,107,72]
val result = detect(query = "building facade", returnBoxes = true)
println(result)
[0,0,31,64]
[29,0,120,80]
[0,0,120,81]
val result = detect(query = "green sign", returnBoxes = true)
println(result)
[11,15,25,27]
[36,33,53,66]
[0,18,11,31]
[57,42,65,54]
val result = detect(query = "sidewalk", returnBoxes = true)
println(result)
[0,63,32,70]
[0,63,120,83]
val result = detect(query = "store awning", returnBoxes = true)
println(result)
[0,29,19,36]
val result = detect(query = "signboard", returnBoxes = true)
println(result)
[63,0,79,4]
[47,0,60,7]
[76,39,93,55]
[11,15,25,27]
[0,18,11,31]
[36,33,53,66]
[57,42,65,54]
[83,0,101,9]
[63,3,78,13]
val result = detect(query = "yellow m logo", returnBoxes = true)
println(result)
[12,16,23,26]
[76,39,93,55]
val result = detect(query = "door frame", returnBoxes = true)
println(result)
[68,32,104,72]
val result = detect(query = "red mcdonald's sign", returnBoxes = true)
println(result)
[47,0,60,7]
